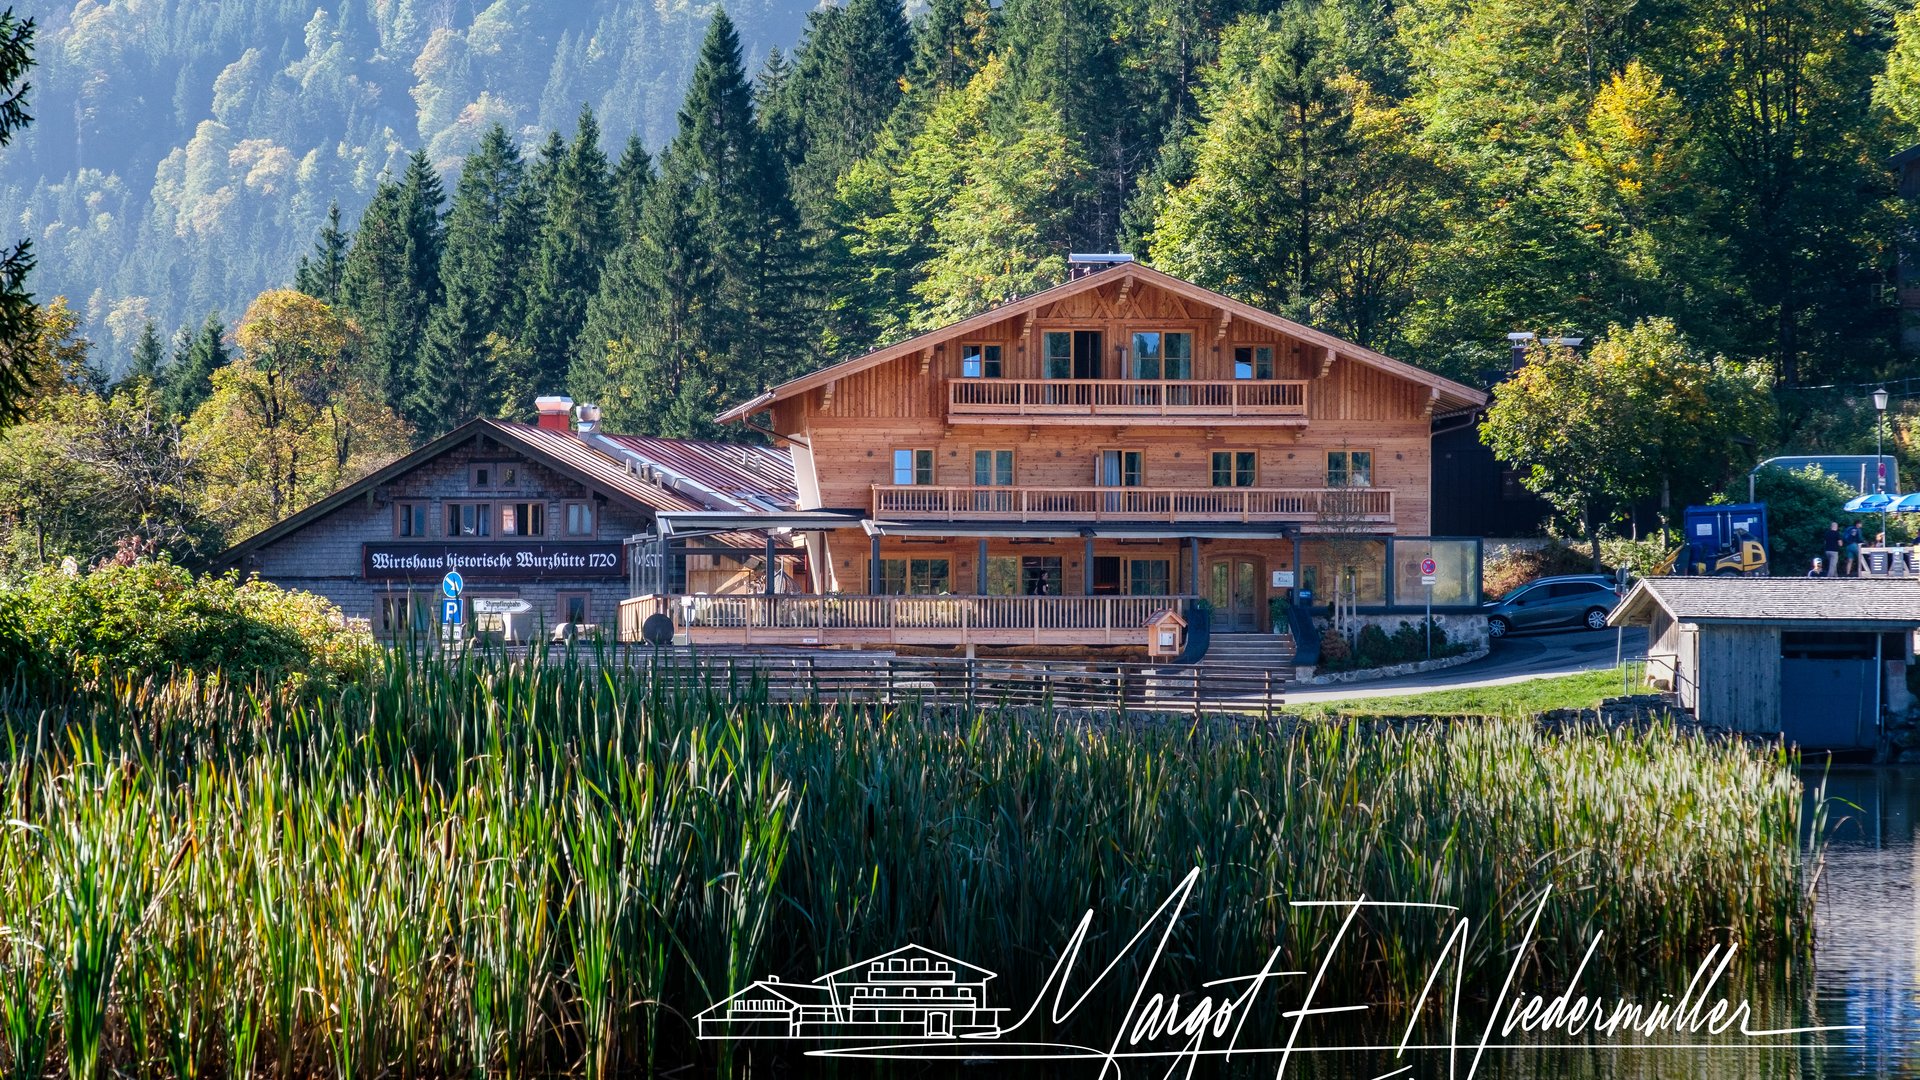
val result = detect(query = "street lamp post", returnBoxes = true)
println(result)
[1875,386,1890,545]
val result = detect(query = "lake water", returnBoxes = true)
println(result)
[1799,765,1919,1079]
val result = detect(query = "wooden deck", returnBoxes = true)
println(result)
[871,484,1393,523]
[947,378,1308,423]
[619,593,1195,647]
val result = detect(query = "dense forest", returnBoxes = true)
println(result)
[8,0,1920,395]
[4,0,1920,567]
[0,0,816,361]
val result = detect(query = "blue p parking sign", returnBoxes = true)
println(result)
[441,598,463,624]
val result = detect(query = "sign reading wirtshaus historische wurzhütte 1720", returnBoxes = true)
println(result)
[361,542,625,581]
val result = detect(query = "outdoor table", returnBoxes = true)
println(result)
[1861,546,1912,576]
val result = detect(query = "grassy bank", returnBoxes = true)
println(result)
[1292,667,1649,718]
[0,650,1813,1077]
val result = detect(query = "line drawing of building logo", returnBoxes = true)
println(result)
[697,943,1007,1042]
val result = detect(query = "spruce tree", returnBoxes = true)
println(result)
[340,152,444,423]
[764,0,912,227]
[410,125,531,436]
[609,133,654,247]
[672,10,818,390]
[519,105,613,405]
[295,202,351,304]
[574,161,722,436]
[127,319,166,383]
[161,313,229,419]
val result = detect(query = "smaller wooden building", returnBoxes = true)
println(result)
[1610,578,1920,750]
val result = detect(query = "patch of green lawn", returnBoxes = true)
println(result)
[1289,667,1650,718]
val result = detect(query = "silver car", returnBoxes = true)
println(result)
[1482,575,1624,639]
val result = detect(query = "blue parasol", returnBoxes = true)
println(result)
[1844,492,1896,513]
[1893,493,1920,513]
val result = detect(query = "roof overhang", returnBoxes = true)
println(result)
[715,263,1487,425]
[650,509,870,535]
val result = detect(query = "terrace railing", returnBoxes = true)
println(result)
[620,592,1196,647]
[948,379,1308,420]
[871,484,1394,523]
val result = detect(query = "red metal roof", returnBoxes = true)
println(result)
[487,421,797,549]
[595,433,798,510]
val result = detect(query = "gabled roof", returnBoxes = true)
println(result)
[1610,577,1920,627]
[716,263,1486,424]
[815,943,997,983]
[216,418,795,564]
[694,978,835,1018]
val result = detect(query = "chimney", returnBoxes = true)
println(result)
[534,395,573,432]
[1068,252,1135,280]
[1505,332,1536,372]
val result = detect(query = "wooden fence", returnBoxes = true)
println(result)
[585,648,1290,718]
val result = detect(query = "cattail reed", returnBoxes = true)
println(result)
[0,644,1818,1076]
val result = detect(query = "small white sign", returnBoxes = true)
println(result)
[1271,570,1295,588]
[1421,575,1437,587]
[472,598,533,615]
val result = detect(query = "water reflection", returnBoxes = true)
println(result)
[1800,766,1919,1079]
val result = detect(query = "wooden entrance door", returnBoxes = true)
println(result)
[1208,557,1263,632]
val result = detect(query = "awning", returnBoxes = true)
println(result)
[649,509,870,536]
[860,519,1302,540]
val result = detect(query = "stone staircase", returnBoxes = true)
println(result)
[1201,631,1296,673]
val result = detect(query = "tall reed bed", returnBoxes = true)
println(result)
[0,647,1815,1077]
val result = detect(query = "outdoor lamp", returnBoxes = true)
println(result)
[1875,387,1890,412]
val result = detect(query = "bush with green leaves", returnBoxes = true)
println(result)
[3,559,372,692]
[1723,464,1893,574]
[1323,618,1466,672]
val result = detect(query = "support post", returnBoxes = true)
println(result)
[764,533,777,596]
[1084,537,1096,595]
[869,532,883,594]
[977,538,989,595]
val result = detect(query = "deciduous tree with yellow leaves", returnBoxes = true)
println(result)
[187,289,410,537]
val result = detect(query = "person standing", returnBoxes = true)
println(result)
[1823,522,1842,577]
[1842,521,1864,576]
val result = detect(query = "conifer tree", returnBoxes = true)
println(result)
[340,152,444,423]
[764,0,912,226]
[294,202,351,304]
[573,163,721,434]
[161,313,229,419]
[410,124,531,436]
[520,104,613,404]
[609,133,654,246]
[677,10,818,387]
[127,319,165,383]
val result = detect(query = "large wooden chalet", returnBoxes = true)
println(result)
[620,255,1487,656]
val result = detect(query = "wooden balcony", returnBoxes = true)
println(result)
[620,593,1195,647]
[871,485,1393,524]
[947,379,1308,424]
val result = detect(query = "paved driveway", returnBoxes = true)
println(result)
[1285,624,1650,704]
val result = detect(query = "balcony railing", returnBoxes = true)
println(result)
[620,593,1195,647]
[872,485,1393,523]
[948,379,1308,420]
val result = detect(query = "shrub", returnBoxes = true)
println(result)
[1320,618,1468,672]
[1724,463,1886,574]
[5,559,372,692]
[1485,540,1594,597]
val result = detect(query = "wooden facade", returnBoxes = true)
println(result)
[634,261,1485,653]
